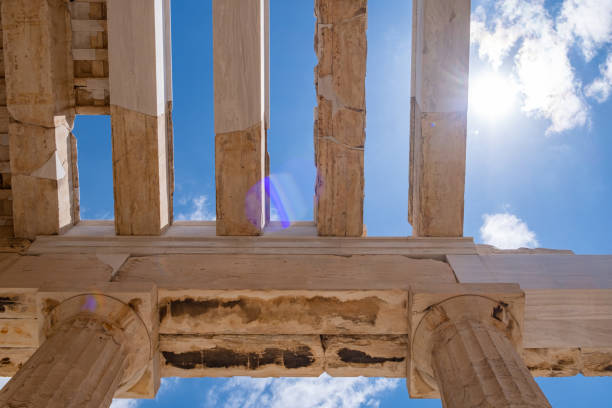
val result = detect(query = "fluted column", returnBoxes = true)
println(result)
[431,319,550,408]
[411,294,551,407]
[0,292,151,407]
[0,314,128,407]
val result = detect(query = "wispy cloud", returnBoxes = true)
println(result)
[558,0,612,61]
[80,206,113,221]
[176,195,215,221]
[586,53,612,103]
[204,374,400,408]
[471,0,612,134]
[480,212,539,249]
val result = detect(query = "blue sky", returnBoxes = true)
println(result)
[57,0,612,406]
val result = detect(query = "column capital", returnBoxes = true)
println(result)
[408,283,525,398]
[37,282,159,398]
[43,294,150,394]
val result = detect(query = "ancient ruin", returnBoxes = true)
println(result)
[0,0,609,407]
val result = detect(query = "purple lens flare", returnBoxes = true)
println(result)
[245,176,291,230]
[81,294,98,312]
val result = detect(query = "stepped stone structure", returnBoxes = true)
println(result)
[0,0,609,407]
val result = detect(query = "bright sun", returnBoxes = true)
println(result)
[469,72,518,119]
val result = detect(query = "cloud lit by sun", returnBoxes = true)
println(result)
[468,72,518,120]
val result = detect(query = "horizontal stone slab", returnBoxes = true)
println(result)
[158,290,408,335]
[160,334,407,378]
[160,334,324,377]
[115,253,455,290]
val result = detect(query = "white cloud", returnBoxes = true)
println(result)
[204,374,400,408]
[0,377,10,389]
[586,53,612,103]
[158,377,180,396]
[176,195,215,221]
[471,0,612,134]
[558,0,612,61]
[110,399,139,408]
[480,212,539,249]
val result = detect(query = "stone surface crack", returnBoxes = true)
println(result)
[11,117,72,132]
[318,136,364,151]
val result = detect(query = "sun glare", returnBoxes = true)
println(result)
[469,72,518,119]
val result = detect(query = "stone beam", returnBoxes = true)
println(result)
[107,0,173,235]
[213,0,269,236]
[27,221,479,257]
[70,0,111,115]
[409,0,470,237]
[1,0,79,239]
[314,0,367,237]
[449,254,612,349]
[0,251,610,392]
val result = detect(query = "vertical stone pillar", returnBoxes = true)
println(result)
[1,0,79,239]
[409,0,470,237]
[213,0,269,236]
[314,0,367,237]
[432,319,551,408]
[0,315,129,407]
[107,0,173,235]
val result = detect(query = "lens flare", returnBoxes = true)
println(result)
[469,72,518,120]
[245,176,292,230]
[81,294,98,312]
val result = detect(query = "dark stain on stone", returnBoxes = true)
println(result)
[604,365,612,372]
[320,335,329,353]
[556,359,574,367]
[355,7,367,17]
[160,296,382,327]
[162,346,315,370]
[0,297,18,313]
[279,346,316,369]
[0,357,10,367]
[492,305,504,321]
[128,298,142,314]
[337,348,404,364]
[162,350,200,370]
[159,304,168,322]
[43,299,59,315]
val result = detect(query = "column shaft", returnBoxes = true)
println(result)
[431,319,550,408]
[2,0,79,239]
[0,314,128,408]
